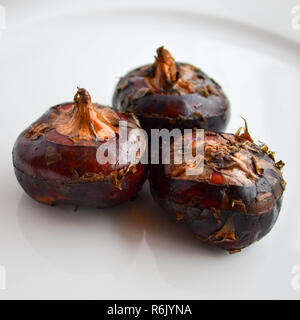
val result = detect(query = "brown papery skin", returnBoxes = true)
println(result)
[113,47,230,134]
[13,89,148,208]
[149,131,285,253]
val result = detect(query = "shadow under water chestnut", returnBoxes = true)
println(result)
[13,88,148,207]
[149,123,286,253]
[113,46,230,134]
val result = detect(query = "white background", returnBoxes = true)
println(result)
[0,0,299,299]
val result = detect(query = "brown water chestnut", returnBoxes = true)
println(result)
[113,46,230,134]
[13,88,148,208]
[149,123,286,253]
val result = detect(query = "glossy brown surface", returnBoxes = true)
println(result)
[13,89,148,207]
[149,130,285,253]
[113,47,230,133]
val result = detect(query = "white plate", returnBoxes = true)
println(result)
[0,0,299,299]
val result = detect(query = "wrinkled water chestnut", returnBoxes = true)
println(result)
[13,88,147,207]
[149,123,286,253]
[113,46,230,134]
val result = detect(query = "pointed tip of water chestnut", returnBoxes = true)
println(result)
[50,87,119,145]
[147,46,178,92]
[156,46,174,62]
[74,87,92,105]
